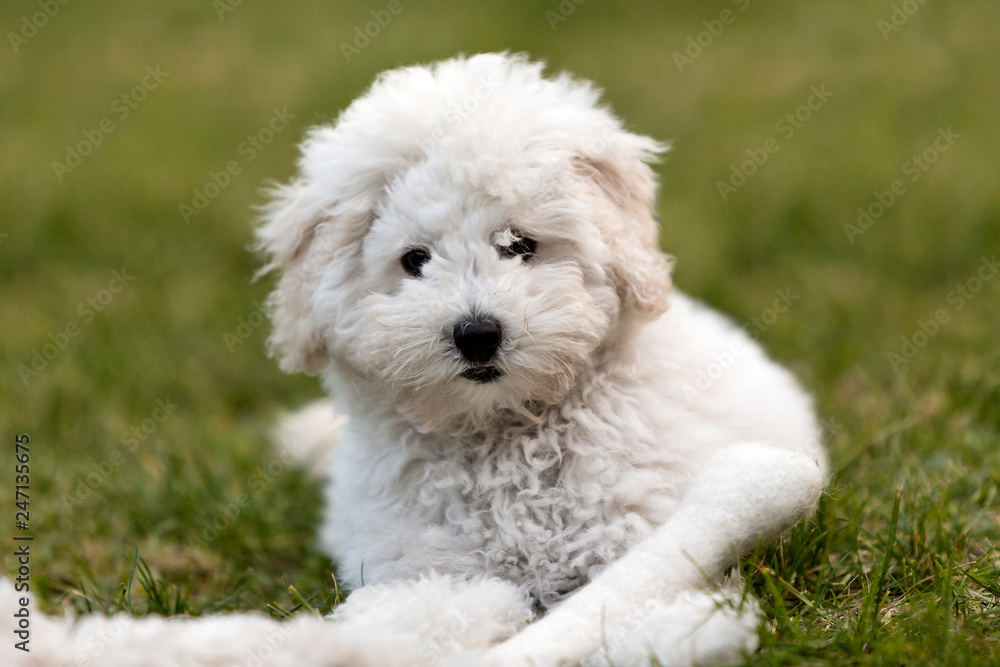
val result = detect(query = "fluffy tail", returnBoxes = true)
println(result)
[273,400,346,477]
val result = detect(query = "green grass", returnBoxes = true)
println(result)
[2,0,999,663]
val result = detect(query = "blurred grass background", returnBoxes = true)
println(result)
[1,0,999,663]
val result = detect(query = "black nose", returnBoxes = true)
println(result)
[453,317,503,364]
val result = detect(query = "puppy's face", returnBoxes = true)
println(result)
[326,158,620,433]
[257,54,672,434]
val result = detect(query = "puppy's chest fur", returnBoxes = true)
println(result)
[361,389,687,608]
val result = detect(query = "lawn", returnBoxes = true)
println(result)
[2,0,999,664]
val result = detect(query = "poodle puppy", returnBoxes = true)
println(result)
[1,53,826,667]
[258,52,828,665]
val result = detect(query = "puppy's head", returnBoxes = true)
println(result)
[257,53,672,434]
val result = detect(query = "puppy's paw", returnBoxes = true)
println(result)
[582,587,760,667]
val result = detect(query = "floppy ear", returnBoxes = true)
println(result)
[574,133,673,318]
[254,181,333,375]
[255,172,376,376]
[255,97,405,374]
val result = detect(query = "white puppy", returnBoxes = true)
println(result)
[0,53,826,667]
[259,52,828,666]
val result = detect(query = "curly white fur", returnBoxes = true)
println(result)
[1,53,827,667]
[263,52,827,665]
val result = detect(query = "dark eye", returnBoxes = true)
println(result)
[401,248,431,277]
[498,234,537,260]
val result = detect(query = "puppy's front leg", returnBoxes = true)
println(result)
[484,442,826,666]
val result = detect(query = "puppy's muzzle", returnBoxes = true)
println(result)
[453,316,504,383]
